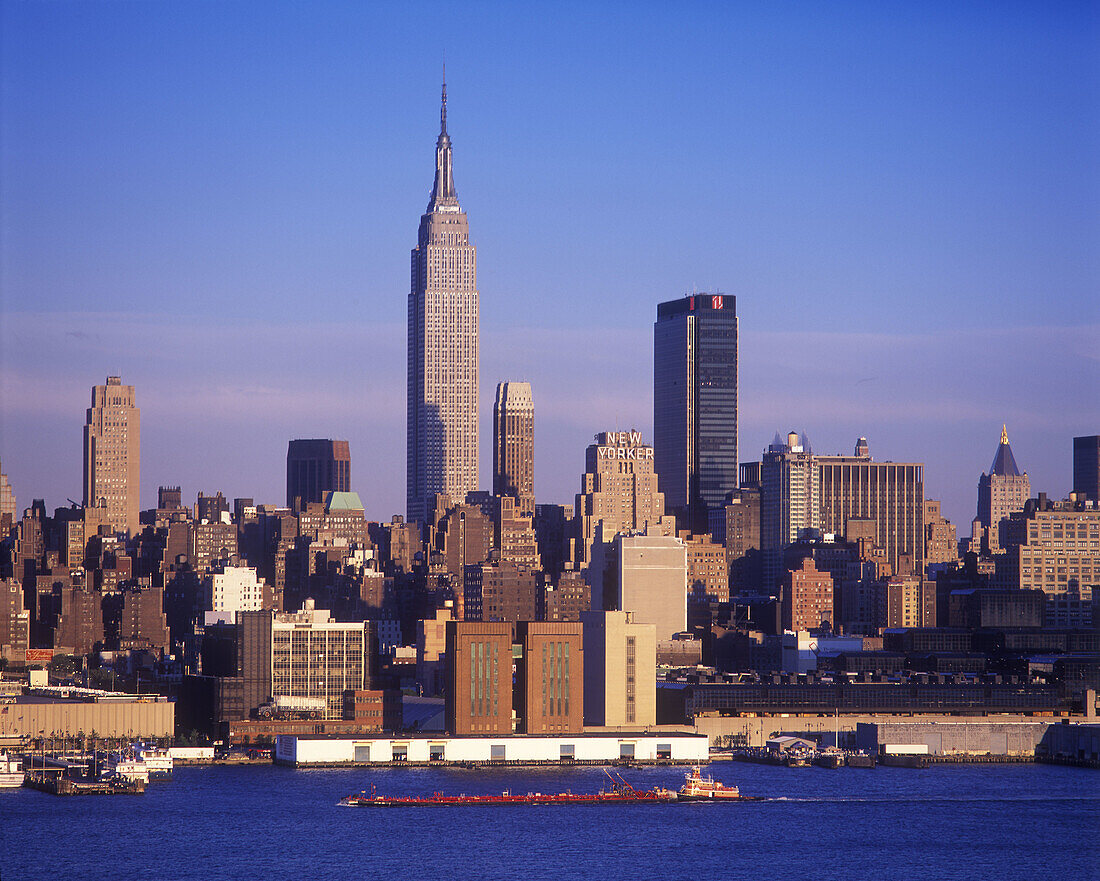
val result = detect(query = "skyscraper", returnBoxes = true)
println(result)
[286,439,351,510]
[407,80,479,524]
[1073,435,1100,502]
[976,425,1030,552]
[653,293,738,530]
[759,432,924,589]
[83,375,140,535]
[760,431,819,590]
[0,460,15,526]
[492,381,534,512]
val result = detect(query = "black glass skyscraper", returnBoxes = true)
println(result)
[653,293,738,529]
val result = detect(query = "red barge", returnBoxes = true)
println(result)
[341,770,676,807]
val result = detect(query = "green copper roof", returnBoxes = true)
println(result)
[324,491,364,512]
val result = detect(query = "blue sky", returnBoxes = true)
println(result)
[1,1,1097,529]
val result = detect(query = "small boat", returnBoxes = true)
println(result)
[814,748,845,769]
[134,744,173,779]
[0,754,23,788]
[102,751,150,785]
[677,766,757,801]
[341,770,677,807]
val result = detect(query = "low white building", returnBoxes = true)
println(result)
[275,733,708,766]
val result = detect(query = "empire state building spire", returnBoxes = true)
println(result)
[429,78,459,211]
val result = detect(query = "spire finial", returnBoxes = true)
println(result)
[428,70,458,210]
[1001,424,1009,445]
[441,64,448,136]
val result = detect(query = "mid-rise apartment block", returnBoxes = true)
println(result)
[1004,496,1100,627]
[781,557,834,632]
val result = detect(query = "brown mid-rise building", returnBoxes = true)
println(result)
[51,583,105,655]
[416,603,454,696]
[192,520,238,574]
[723,487,761,594]
[117,584,171,653]
[543,571,591,622]
[781,557,834,632]
[342,689,402,732]
[445,620,513,735]
[464,561,540,624]
[494,495,540,570]
[924,499,959,568]
[682,530,728,603]
[876,575,936,629]
[83,376,141,536]
[515,621,583,734]
[0,578,30,660]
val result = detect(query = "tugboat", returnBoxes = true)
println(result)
[0,754,23,788]
[677,766,760,801]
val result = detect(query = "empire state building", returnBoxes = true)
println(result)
[407,81,479,523]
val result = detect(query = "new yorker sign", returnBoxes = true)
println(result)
[595,430,654,460]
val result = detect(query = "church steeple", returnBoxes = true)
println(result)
[428,76,459,211]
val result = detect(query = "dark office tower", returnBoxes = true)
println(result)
[1073,435,1100,502]
[286,439,351,510]
[653,293,738,531]
[407,79,479,524]
[493,381,534,512]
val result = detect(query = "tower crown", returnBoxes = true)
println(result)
[989,425,1023,477]
[428,78,459,212]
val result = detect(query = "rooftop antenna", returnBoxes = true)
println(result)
[441,55,448,134]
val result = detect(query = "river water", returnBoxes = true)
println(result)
[2,762,1096,880]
